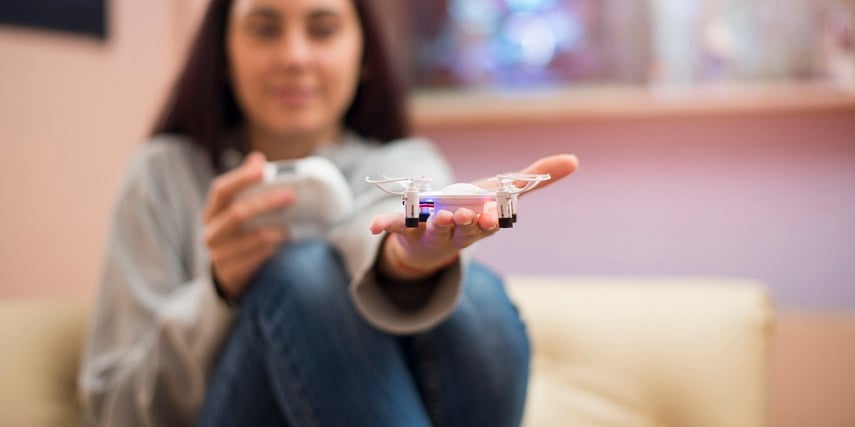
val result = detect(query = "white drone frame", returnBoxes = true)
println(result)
[365,173,551,228]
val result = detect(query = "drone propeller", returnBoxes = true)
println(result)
[492,173,551,194]
[365,176,432,195]
[497,172,551,181]
[366,176,435,227]
[489,173,550,227]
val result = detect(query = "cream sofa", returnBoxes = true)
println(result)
[0,276,772,427]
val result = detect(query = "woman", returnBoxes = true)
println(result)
[79,0,578,425]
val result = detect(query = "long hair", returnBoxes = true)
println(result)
[152,0,409,172]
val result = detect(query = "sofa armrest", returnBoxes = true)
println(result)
[506,276,773,427]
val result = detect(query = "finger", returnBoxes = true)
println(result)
[205,189,294,247]
[517,153,579,191]
[471,154,579,193]
[423,209,455,241]
[210,189,293,244]
[450,208,481,247]
[203,152,267,221]
[212,225,288,264]
[452,208,478,228]
[429,209,455,227]
[236,242,280,273]
[216,241,281,293]
[477,206,500,234]
[369,212,407,235]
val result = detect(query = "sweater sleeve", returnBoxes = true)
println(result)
[330,138,472,335]
[79,162,235,427]
[333,198,472,335]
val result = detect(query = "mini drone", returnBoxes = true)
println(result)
[366,173,551,228]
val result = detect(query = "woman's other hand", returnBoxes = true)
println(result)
[370,154,579,281]
[203,151,294,300]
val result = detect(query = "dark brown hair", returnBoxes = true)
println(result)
[152,0,409,172]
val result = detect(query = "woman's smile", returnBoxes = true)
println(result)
[268,86,317,108]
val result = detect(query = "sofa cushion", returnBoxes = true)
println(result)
[0,299,89,427]
[506,276,772,427]
[0,276,771,427]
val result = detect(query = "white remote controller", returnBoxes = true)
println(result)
[236,156,354,240]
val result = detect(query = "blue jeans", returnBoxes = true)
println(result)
[196,240,530,427]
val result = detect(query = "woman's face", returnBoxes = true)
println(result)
[227,0,363,144]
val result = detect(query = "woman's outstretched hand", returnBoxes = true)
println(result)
[369,154,579,281]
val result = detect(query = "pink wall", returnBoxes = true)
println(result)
[0,0,202,299]
[420,110,855,309]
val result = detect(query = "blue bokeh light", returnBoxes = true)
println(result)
[433,0,587,86]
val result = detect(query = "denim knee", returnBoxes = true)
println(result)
[435,263,531,365]
[416,264,530,426]
[474,263,529,362]
[241,239,351,320]
[464,264,527,335]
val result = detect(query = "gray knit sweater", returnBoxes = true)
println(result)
[79,133,466,426]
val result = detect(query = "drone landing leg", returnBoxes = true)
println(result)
[405,190,420,228]
[497,190,514,228]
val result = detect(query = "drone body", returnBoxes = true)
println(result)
[366,173,550,228]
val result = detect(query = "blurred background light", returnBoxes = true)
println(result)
[507,0,557,12]
[500,11,558,69]
[449,0,501,34]
[409,0,855,89]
